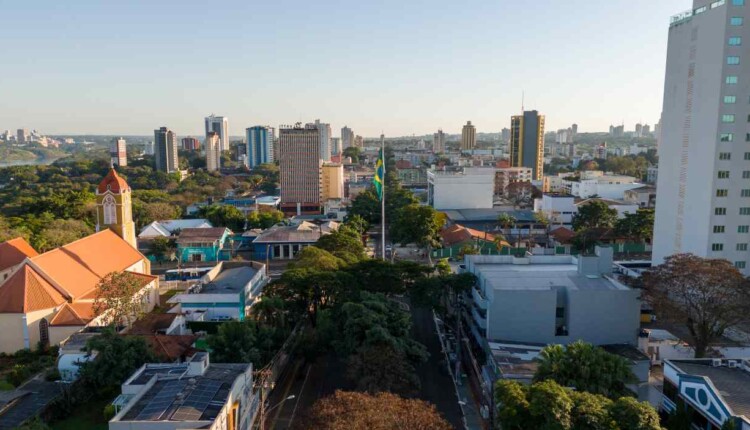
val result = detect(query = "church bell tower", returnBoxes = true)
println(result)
[96,168,137,248]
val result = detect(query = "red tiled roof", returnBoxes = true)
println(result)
[135,334,199,362]
[440,224,508,248]
[127,313,178,335]
[0,265,67,313]
[49,302,96,327]
[0,237,38,273]
[550,227,576,244]
[97,168,130,194]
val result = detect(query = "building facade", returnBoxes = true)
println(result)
[96,168,137,249]
[245,126,274,168]
[307,119,331,162]
[433,129,445,153]
[154,127,179,173]
[461,121,476,150]
[279,124,321,215]
[510,110,545,181]
[341,126,354,149]
[205,132,221,172]
[428,167,495,210]
[653,0,750,271]
[181,137,200,151]
[204,114,229,152]
[331,137,342,155]
[494,167,533,197]
[111,137,127,167]
[321,163,344,201]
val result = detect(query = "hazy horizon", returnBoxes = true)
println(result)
[1,0,687,137]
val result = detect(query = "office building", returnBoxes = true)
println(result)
[204,114,229,151]
[279,124,321,215]
[510,110,545,180]
[341,126,354,149]
[306,119,331,161]
[321,163,344,201]
[16,129,29,144]
[433,129,445,153]
[144,141,155,156]
[461,121,476,150]
[494,167,532,197]
[331,137,342,155]
[246,126,274,168]
[653,0,750,271]
[354,135,364,148]
[181,137,200,151]
[427,167,495,210]
[642,124,651,136]
[205,132,221,172]
[571,123,578,136]
[635,123,644,138]
[501,127,511,143]
[110,137,127,167]
[154,127,179,173]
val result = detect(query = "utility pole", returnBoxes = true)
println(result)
[454,289,462,385]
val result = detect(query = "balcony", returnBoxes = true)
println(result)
[472,286,488,310]
[472,306,487,330]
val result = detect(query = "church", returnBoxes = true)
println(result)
[0,168,159,353]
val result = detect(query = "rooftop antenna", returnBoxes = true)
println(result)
[521,91,525,112]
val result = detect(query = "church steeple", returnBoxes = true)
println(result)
[96,168,137,248]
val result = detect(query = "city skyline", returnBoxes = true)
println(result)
[1,0,685,136]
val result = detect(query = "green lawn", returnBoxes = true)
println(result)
[51,398,111,430]
[0,380,12,391]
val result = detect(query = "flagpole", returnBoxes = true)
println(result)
[381,142,386,261]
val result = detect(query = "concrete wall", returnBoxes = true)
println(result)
[428,169,495,210]
[0,308,57,353]
[49,325,83,347]
[486,289,557,343]
[565,288,641,345]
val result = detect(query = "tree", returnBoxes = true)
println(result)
[93,271,149,327]
[206,321,261,364]
[615,209,654,242]
[347,342,421,396]
[608,397,662,430]
[304,390,452,430]
[342,147,363,163]
[569,391,614,430]
[78,330,155,391]
[14,417,51,430]
[641,254,750,357]
[290,246,345,271]
[316,228,365,261]
[347,190,381,224]
[34,219,93,252]
[132,201,181,228]
[343,214,369,235]
[390,203,443,257]
[572,201,617,232]
[199,205,245,231]
[528,379,573,430]
[246,208,284,229]
[506,181,534,209]
[149,236,176,262]
[494,380,531,430]
[497,213,517,231]
[534,341,636,398]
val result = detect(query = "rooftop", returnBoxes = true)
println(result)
[442,208,536,223]
[0,237,38,273]
[669,359,750,419]
[488,341,543,380]
[202,266,258,294]
[177,228,231,244]
[253,221,338,244]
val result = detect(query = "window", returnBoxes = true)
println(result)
[714,0,727,7]
[722,114,736,122]
[696,5,708,13]
[712,243,724,251]
[102,195,117,225]
[746,132,750,142]
[721,133,734,141]
[739,243,749,251]
[725,96,737,104]
[719,152,732,160]
[716,207,727,215]
[730,37,743,45]
[727,75,739,84]
[732,0,744,5]
[719,171,731,178]
[736,261,747,269]
[731,16,744,25]
[739,225,750,233]
[728,56,740,65]
[741,207,750,215]
[717,189,729,197]
[743,189,750,197]
[745,152,750,160]
[714,225,726,233]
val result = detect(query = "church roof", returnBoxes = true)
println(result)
[97,168,130,194]
[49,302,97,326]
[30,230,145,300]
[0,265,67,313]
[0,237,38,273]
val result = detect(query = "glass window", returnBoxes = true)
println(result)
[696,5,708,13]
[719,152,732,160]
[722,114,736,122]
[728,56,741,65]
[746,152,750,160]
[717,189,729,197]
[738,243,748,251]
[732,0,744,5]
[714,225,726,233]
[741,207,750,215]
[716,207,727,215]
[725,95,737,104]
[731,16,744,25]
[744,171,750,178]
[739,225,750,233]
[746,133,750,142]
[727,75,739,84]
[719,171,730,178]
[730,37,743,45]
[721,133,734,141]
[743,189,750,197]
[712,243,724,251]
[736,261,746,269]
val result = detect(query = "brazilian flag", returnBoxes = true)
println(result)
[373,148,384,201]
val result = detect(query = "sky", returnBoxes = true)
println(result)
[0,0,689,137]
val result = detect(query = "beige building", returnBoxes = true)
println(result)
[206,131,221,172]
[461,121,476,150]
[494,167,533,197]
[321,163,344,201]
[279,124,322,215]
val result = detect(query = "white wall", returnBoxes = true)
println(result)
[429,168,494,210]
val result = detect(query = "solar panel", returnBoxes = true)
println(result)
[170,380,223,421]
[136,380,186,421]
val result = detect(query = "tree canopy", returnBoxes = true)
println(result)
[78,330,155,392]
[572,201,618,232]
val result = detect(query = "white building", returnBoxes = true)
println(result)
[534,194,577,226]
[111,137,127,167]
[562,172,643,200]
[428,167,495,210]
[138,219,213,239]
[205,132,221,172]
[205,114,229,152]
[307,119,331,161]
[331,137,342,155]
[653,0,750,271]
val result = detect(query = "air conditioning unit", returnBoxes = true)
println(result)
[711,358,722,367]
[728,360,739,368]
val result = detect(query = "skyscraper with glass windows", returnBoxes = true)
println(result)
[246,126,275,168]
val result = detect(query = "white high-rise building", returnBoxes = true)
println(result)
[205,114,229,151]
[653,0,750,272]
[110,137,127,167]
[205,131,221,172]
[307,119,331,161]
[341,126,354,149]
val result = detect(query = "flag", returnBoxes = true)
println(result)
[373,148,384,201]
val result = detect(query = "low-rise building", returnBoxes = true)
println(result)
[534,194,577,226]
[624,185,657,209]
[176,228,233,263]
[251,221,338,260]
[428,167,495,210]
[138,219,214,239]
[109,352,258,430]
[168,262,267,322]
[398,167,428,187]
[562,172,643,200]
[661,358,750,429]
[575,198,639,218]
[433,224,508,259]
[494,167,533,198]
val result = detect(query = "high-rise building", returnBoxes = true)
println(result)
[305,120,331,161]
[154,127,179,173]
[635,123,644,138]
[596,142,608,160]
[642,124,651,136]
[246,126,275,168]
[331,137,342,155]
[571,123,578,137]
[501,127,511,143]
[654,0,750,271]
[205,131,221,172]
[279,124,321,215]
[110,137,127,167]
[461,121,476,150]
[341,126,354,149]
[182,137,200,150]
[433,129,445,153]
[380,134,385,148]
[144,141,155,156]
[510,110,545,180]
[354,135,364,148]
[321,163,344,201]
[205,115,229,151]
[16,129,29,144]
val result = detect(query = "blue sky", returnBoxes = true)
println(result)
[0,0,688,137]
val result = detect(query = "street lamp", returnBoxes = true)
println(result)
[260,395,296,430]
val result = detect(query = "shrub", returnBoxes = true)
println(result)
[103,404,116,421]
[45,368,61,382]
[8,364,31,387]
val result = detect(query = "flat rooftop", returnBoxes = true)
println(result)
[122,363,248,423]
[471,259,628,292]
[202,266,258,294]
[670,359,750,419]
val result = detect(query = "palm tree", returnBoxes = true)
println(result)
[497,213,517,247]
[533,211,551,248]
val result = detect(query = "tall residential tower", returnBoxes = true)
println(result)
[154,127,179,173]
[279,124,321,215]
[205,131,221,172]
[110,137,127,167]
[246,126,275,168]
[205,115,229,151]
[510,110,545,181]
[461,121,476,150]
